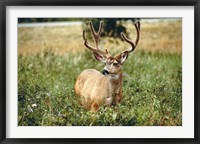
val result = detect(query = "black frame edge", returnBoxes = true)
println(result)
[0,0,6,144]
[1,138,198,144]
[1,0,200,144]
[195,0,200,143]
[2,0,199,6]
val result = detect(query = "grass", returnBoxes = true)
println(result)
[18,20,182,126]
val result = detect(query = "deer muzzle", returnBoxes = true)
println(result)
[102,69,109,75]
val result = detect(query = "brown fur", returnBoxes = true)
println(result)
[75,69,123,110]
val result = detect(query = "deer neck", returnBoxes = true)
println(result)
[108,72,122,85]
[108,72,123,99]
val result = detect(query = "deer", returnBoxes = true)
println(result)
[74,20,140,111]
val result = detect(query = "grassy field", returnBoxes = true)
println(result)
[18,20,182,126]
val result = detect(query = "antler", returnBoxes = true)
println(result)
[120,21,140,53]
[83,21,110,57]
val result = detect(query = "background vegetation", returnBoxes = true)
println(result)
[18,18,80,23]
[18,18,182,126]
[19,18,139,37]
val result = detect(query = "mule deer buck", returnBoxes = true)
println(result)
[75,20,140,110]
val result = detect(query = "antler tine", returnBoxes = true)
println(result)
[134,21,140,46]
[89,21,104,49]
[83,21,110,56]
[121,21,140,53]
[83,30,86,41]
[83,30,104,54]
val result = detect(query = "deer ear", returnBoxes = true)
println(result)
[93,52,106,63]
[118,52,128,64]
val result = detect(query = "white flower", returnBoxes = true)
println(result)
[32,104,37,108]
[27,105,33,113]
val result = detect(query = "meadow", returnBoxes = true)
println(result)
[18,19,182,126]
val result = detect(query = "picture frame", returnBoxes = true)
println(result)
[0,0,199,143]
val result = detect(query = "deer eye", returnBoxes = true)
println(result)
[113,63,119,67]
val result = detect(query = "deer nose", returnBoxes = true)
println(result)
[102,69,109,75]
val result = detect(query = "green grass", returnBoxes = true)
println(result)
[18,49,182,126]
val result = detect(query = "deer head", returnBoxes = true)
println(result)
[83,20,140,76]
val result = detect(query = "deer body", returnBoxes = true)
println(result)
[75,20,140,110]
[75,69,122,108]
